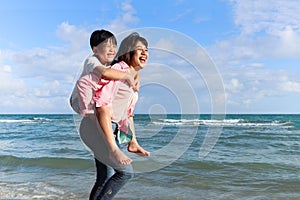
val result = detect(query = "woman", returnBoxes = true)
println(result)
[79,32,149,200]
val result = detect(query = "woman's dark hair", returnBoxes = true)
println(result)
[116,32,148,64]
[90,29,117,49]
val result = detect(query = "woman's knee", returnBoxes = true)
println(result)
[124,171,134,180]
[117,170,134,182]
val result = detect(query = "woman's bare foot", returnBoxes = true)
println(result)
[110,148,132,165]
[128,141,150,156]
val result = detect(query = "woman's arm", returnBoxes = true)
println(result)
[133,71,140,92]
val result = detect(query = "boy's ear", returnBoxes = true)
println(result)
[92,46,97,53]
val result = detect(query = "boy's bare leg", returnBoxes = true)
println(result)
[127,116,150,156]
[96,106,132,164]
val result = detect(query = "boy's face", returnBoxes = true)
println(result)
[131,40,148,70]
[93,38,117,65]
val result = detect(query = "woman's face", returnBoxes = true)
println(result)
[93,38,117,65]
[131,40,148,70]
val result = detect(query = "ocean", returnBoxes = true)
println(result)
[0,114,299,200]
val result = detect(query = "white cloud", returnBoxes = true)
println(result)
[0,61,72,113]
[2,65,12,72]
[0,22,89,113]
[217,62,300,112]
[280,81,300,93]
[0,64,26,95]
[204,0,300,112]
[139,63,202,114]
[121,0,139,23]
[225,78,244,93]
[230,0,300,36]
[275,26,300,58]
[105,0,139,33]
[171,8,192,22]
[56,22,89,49]
[218,0,300,61]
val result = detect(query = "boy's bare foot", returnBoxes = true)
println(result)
[128,141,150,156]
[110,149,132,165]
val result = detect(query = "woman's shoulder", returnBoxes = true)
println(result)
[111,61,129,70]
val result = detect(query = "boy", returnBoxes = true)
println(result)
[70,29,136,116]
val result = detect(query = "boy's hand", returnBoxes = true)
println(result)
[124,72,134,87]
[123,68,140,92]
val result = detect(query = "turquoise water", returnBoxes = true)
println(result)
[0,114,299,199]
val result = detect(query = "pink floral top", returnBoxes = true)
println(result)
[77,61,137,134]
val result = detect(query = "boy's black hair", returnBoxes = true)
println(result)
[116,32,148,64]
[90,29,117,49]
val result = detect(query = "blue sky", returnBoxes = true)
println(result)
[0,0,300,114]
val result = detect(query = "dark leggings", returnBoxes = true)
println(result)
[89,122,134,200]
[89,158,134,200]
